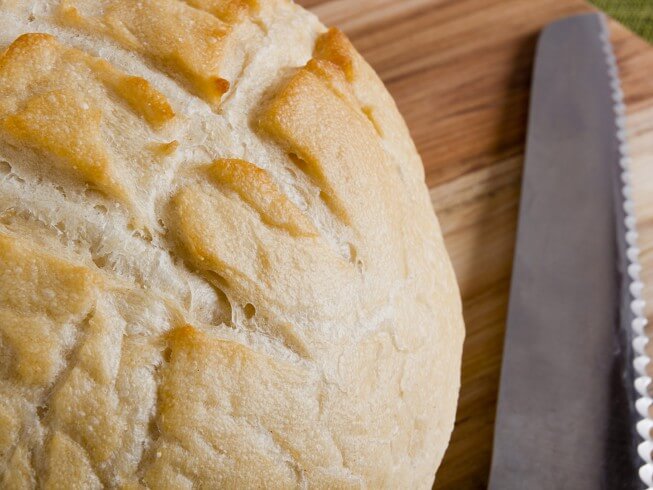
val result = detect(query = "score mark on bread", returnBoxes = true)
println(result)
[2,88,129,203]
[0,33,176,215]
[207,158,319,238]
[58,0,266,106]
[171,160,358,324]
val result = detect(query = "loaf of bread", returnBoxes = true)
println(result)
[0,0,464,488]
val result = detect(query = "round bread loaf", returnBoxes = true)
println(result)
[0,0,464,488]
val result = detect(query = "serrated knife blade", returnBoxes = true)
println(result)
[488,13,643,489]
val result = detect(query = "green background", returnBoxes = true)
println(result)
[591,0,653,42]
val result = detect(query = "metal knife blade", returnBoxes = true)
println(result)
[488,13,641,490]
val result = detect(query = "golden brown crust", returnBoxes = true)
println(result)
[0,33,177,218]
[207,158,319,237]
[183,0,260,23]
[0,1,464,488]
[0,34,174,129]
[58,0,269,105]
[314,27,356,82]
[97,69,175,129]
[2,89,128,201]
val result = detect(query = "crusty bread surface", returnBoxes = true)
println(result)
[0,0,465,488]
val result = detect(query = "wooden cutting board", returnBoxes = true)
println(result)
[297,0,653,488]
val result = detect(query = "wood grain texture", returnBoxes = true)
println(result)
[298,0,653,488]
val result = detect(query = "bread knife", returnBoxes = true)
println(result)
[488,13,650,489]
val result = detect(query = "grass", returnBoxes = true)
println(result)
[590,0,653,42]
